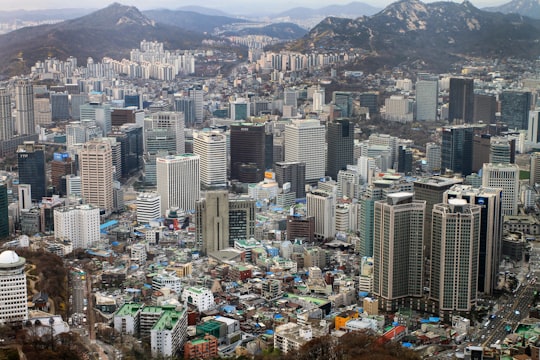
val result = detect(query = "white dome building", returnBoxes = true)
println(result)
[0,250,28,323]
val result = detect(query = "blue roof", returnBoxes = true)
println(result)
[402,342,413,348]
[100,220,118,230]
[274,314,283,319]
[265,330,274,335]
[429,317,440,323]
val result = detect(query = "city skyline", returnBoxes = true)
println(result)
[1,0,511,13]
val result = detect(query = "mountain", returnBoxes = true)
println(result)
[274,2,381,18]
[287,0,540,72]
[0,8,94,22]
[0,3,208,76]
[221,23,308,40]
[143,9,246,34]
[484,0,540,19]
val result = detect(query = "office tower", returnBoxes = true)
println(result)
[373,192,425,312]
[312,87,325,112]
[50,93,70,121]
[189,85,204,123]
[529,108,540,143]
[332,91,353,118]
[54,204,100,249]
[337,169,360,199]
[17,141,46,201]
[286,215,315,242]
[79,139,114,212]
[284,119,326,185]
[80,102,112,135]
[136,192,161,224]
[109,124,144,179]
[195,190,229,254]
[482,163,519,216]
[111,108,141,127]
[40,196,63,234]
[0,250,28,323]
[50,153,76,195]
[15,79,35,135]
[445,185,502,294]
[124,94,141,109]
[98,137,122,182]
[193,131,227,188]
[473,94,497,123]
[18,184,32,214]
[415,79,438,121]
[384,95,413,122]
[156,154,200,215]
[65,175,81,196]
[0,184,8,238]
[426,143,441,173]
[70,94,88,120]
[230,98,249,120]
[306,189,335,241]
[174,97,195,126]
[228,197,255,245]
[501,91,531,130]
[359,92,378,115]
[448,77,474,124]
[441,125,474,176]
[230,123,266,183]
[530,152,540,186]
[397,146,413,174]
[490,137,515,164]
[472,134,491,173]
[144,111,185,155]
[430,200,481,317]
[368,134,399,169]
[284,88,298,107]
[274,162,306,198]
[358,156,377,184]
[33,98,52,126]
[326,119,354,180]
[0,88,13,141]
[358,189,382,258]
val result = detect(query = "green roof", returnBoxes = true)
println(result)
[197,320,222,332]
[284,293,329,306]
[116,303,143,316]
[142,306,164,314]
[152,308,185,331]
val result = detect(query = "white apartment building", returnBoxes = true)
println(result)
[181,287,214,312]
[156,154,200,215]
[54,204,100,249]
[284,119,325,184]
[152,271,183,294]
[0,250,28,323]
[136,192,161,223]
[193,131,227,188]
[130,243,147,265]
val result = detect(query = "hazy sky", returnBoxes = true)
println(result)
[4,0,510,12]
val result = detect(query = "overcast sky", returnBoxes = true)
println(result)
[4,0,510,13]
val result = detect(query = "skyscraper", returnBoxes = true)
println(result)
[332,91,353,118]
[54,204,100,249]
[50,92,70,121]
[0,88,14,140]
[306,189,335,241]
[284,119,326,185]
[195,190,229,254]
[189,85,204,124]
[274,162,306,198]
[441,125,474,176]
[489,136,515,165]
[79,139,114,212]
[144,111,185,155]
[430,200,481,317]
[156,154,200,215]
[15,79,35,135]
[0,184,9,239]
[530,152,540,186]
[80,102,112,136]
[501,91,531,130]
[448,77,474,124]
[17,141,46,201]
[482,163,519,216]
[193,131,227,188]
[326,119,354,180]
[230,123,266,183]
[425,142,441,173]
[373,192,425,312]
[444,185,502,294]
[415,78,438,121]
[0,250,28,323]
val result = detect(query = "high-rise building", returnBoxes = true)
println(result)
[444,185,502,294]
[156,154,200,215]
[144,111,185,155]
[306,189,335,241]
[441,125,474,176]
[230,98,249,120]
[136,192,161,223]
[312,87,325,112]
[397,146,413,175]
[530,152,540,186]
[109,124,144,180]
[448,77,474,124]
[528,108,540,143]
[50,152,76,195]
[15,79,35,135]
[17,141,46,201]
[472,134,491,173]
[430,200,481,317]
[274,162,306,198]
[193,131,227,188]
[373,192,425,312]
[189,86,204,124]
[80,102,112,136]
[230,123,267,183]
[195,190,229,254]
[174,97,195,126]
[415,79,438,121]
[0,88,14,141]
[489,136,515,165]
[332,91,353,118]
[425,143,441,173]
[50,92,70,121]
[284,119,326,185]
[124,94,141,109]
[228,197,255,245]
[54,204,100,249]
[482,163,519,216]
[501,91,531,130]
[0,184,9,239]
[326,119,354,180]
[359,92,378,115]
[79,139,114,212]
[473,94,497,123]
[0,250,28,323]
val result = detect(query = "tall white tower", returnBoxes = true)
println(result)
[54,204,101,249]
[284,119,325,184]
[193,131,227,188]
[79,139,114,212]
[306,189,335,241]
[145,111,185,154]
[15,79,35,135]
[157,154,200,215]
[136,192,161,223]
[0,88,14,140]
[481,163,519,216]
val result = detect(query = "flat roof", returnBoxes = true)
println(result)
[116,303,143,317]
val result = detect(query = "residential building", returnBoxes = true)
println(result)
[181,287,214,312]
[53,204,100,249]
[15,79,35,135]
